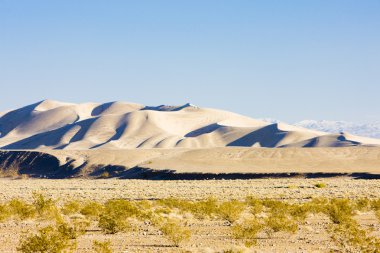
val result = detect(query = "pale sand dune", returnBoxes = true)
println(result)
[1,99,380,150]
[33,147,380,176]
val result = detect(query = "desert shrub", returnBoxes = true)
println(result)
[264,212,298,237]
[73,216,90,234]
[325,198,354,224]
[8,199,36,220]
[0,164,20,178]
[222,249,244,253]
[136,200,152,210]
[155,206,172,215]
[158,197,219,219]
[62,200,82,215]
[98,214,130,234]
[32,193,59,219]
[93,240,112,253]
[57,218,90,239]
[303,198,328,214]
[104,199,140,217]
[80,201,104,218]
[0,204,11,222]
[17,225,76,253]
[354,198,371,212]
[218,200,246,223]
[157,198,192,215]
[100,171,110,178]
[188,197,219,219]
[56,222,79,240]
[232,217,263,247]
[288,203,310,221]
[331,219,380,252]
[158,218,191,247]
[371,199,380,211]
[245,196,263,215]
[262,198,290,212]
[314,183,326,188]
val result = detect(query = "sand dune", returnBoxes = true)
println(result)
[1,147,380,178]
[0,99,379,149]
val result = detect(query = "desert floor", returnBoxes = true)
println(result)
[0,177,380,252]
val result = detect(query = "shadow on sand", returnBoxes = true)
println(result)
[1,150,379,180]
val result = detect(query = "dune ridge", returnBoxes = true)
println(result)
[0,100,379,150]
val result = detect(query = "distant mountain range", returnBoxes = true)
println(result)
[0,100,379,149]
[295,120,380,139]
[260,119,380,139]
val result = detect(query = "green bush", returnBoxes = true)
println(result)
[80,201,104,218]
[187,197,219,219]
[93,240,112,253]
[371,199,380,211]
[8,199,36,220]
[222,249,244,253]
[264,212,298,237]
[325,198,354,224]
[62,200,82,215]
[288,203,310,221]
[158,197,221,219]
[218,200,246,223]
[232,217,263,247]
[17,225,76,253]
[314,183,326,188]
[355,198,371,211]
[0,204,11,222]
[158,218,191,247]
[57,219,89,239]
[100,171,110,178]
[98,214,130,234]
[245,196,263,215]
[331,219,380,252]
[104,199,140,217]
[32,193,59,220]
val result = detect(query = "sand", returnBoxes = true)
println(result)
[0,147,379,179]
[0,178,379,252]
[1,99,379,150]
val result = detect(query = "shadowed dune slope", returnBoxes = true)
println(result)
[1,147,380,178]
[0,100,379,149]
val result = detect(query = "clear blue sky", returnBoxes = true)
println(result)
[1,0,379,122]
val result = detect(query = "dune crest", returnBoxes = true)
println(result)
[0,100,379,149]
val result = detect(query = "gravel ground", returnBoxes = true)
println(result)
[0,178,379,252]
[0,177,380,202]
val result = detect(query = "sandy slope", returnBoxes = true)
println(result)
[1,100,379,149]
[0,147,377,178]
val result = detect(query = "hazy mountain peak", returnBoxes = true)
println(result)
[295,120,380,139]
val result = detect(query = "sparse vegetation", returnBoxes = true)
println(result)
[100,171,110,178]
[61,200,82,215]
[232,217,262,247]
[80,201,104,218]
[0,194,378,252]
[324,198,354,224]
[314,182,326,188]
[158,218,191,247]
[93,240,113,253]
[264,212,298,237]
[17,224,76,253]
[218,200,246,223]
[0,203,10,221]
[8,199,36,220]
[32,192,59,220]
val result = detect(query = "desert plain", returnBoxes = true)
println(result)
[0,147,380,252]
